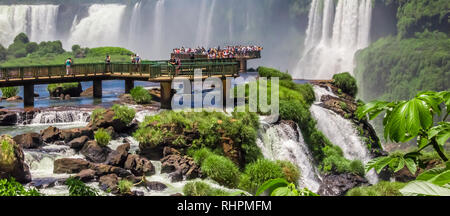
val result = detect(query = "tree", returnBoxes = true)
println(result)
[357,90,450,175]
[25,42,38,54]
[13,33,29,44]
[0,44,7,61]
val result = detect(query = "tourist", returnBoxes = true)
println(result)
[65,58,73,75]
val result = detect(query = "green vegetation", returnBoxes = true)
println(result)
[200,154,241,188]
[183,181,231,196]
[0,135,16,168]
[0,87,19,98]
[130,86,152,104]
[88,47,133,57]
[400,161,450,196]
[358,90,449,175]
[257,66,292,81]
[256,178,318,196]
[91,108,106,123]
[333,72,358,97]
[94,128,111,147]
[321,145,365,176]
[238,159,286,194]
[47,83,80,94]
[112,104,136,125]
[65,177,98,196]
[346,181,406,196]
[276,160,300,185]
[0,178,41,196]
[118,180,133,195]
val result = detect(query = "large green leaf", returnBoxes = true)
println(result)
[416,91,443,116]
[428,122,450,147]
[270,187,296,196]
[400,181,450,196]
[437,91,450,113]
[429,170,450,186]
[394,158,406,173]
[356,101,391,120]
[404,158,417,175]
[374,157,395,174]
[416,166,448,181]
[255,178,289,196]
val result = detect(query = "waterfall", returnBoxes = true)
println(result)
[310,86,378,184]
[0,5,59,46]
[29,110,91,125]
[68,4,126,48]
[128,1,142,50]
[152,0,165,59]
[257,121,321,192]
[293,0,373,79]
[195,0,216,47]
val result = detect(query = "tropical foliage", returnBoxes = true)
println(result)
[94,128,111,147]
[112,104,136,125]
[130,86,152,104]
[0,178,41,196]
[399,161,450,196]
[65,177,98,196]
[1,87,19,98]
[255,178,318,196]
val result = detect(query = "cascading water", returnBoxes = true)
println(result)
[257,121,321,192]
[310,86,378,184]
[0,5,59,45]
[29,110,91,125]
[293,0,373,79]
[68,4,126,48]
[152,0,166,59]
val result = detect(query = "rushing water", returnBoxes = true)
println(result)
[310,86,378,184]
[293,0,373,79]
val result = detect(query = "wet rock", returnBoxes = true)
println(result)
[53,158,91,174]
[0,135,31,183]
[163,146,180,157]
[131,190,145,196]
[13,133,42,149]
[142,181,168,191]
[124,154,155,176]
[91,164,132,178]
[106,143,130,167]
[99,173,119,193]
[317,173,368,196]
[75,169,96,182]
[87,109,127,133]
[61,127,94,142]
[80,140,111,163]
[160,154,201,181]
[169,170,183,182]
[68,135,89,150]
[41,126,63,143]
[0,111,17,126]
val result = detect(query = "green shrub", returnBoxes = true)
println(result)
[183,181,231,196]
[130,86,152,104]
[1,87,19,98]
[201,154,241,188]
[118,180,133,195]
[91,108,106,123]
[88,47,133,56]
[279,99,311,124]
[47,83,80,94]
[94,128,111,147]
[112,104,136,125]
[257,66,292,81]
[333,72,358,97]
[0,178,41,196]
[276,160,300,184]
[192,148,214,165]
[239,159,285,194]
[0,135,16,168]
[321,145,365,176]
[65,177,98,196]
[346,181,407,196]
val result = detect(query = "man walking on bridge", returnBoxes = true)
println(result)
[65,58,73,75]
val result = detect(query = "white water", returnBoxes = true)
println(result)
[293,0,373,79]
[152,0,165,59]
[0,5,59,45]
[29,110,91,125]
[257,121,321,192]
[68,4,126,48]
[310,86,378,184]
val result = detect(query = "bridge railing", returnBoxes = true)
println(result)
[0,61,239,81]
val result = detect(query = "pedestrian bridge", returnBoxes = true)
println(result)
[0,60,239,108]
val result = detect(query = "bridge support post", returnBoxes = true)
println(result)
[93,80,102,98]
[125,80,134,94]
[239,59,247,73]
[160,81,172,109]
[23,84,34,107]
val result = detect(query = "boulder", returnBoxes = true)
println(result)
[160,154,201,181]
[41,126,63,143]
[61,127,93,142]
[90,164,132,178]
[53,158,91,174]
[163,146,181,157]
[75,169,96,182]
[106,143,130,167]
[87,109,127,133]
[317,173,368,196]
[0,135,31,183]
[0,111,17,126]
[80,140,111,163]
[13,133,42,149]
[142,181,168,191]
[124,154,155,176]
[99,173,119,193]
[68,135,89,150]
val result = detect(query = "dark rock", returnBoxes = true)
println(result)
[61,127,94,142]
[41,126,63,143]
[0,111,17,126]
[87,109,127,133]
[0,135,31,183]
[75,169,96,182]
[143,181,168,191]
[169,170,183,182]
[53,158,91,174]
[99,174,118,192]
[163,146,180,157]
[13,133,42,149]
[90,163,132,178]
[124,154,155,176]
[170,193,183,196]
[131,190,145,196]
[68,135,89,150]
[160,154,201,181]
[105,126,118,139]
[28,177,66,189]
[80,140,111,163]
[106,143,130,167]
[317,173,368,196]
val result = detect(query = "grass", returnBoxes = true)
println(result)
[346,181,407,196]
[0,178,41,196]
[0,53,132,67]
[65,177,98,196]
[183,181,231,196]
[238,159,286,194]
[130,86,152,104]
[0,87,19,98]
[200,154,241,188]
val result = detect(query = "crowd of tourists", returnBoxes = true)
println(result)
[172,45,262,59]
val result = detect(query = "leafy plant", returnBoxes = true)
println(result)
[1,87,19,98]
[399,161,450,196]
[0,135,16,168]
[94,128,111,147]
[276,160,300,185]
[0,178,41,196]
[65,177,98,196]
[358,90,450,174]
[118,180,133,195]
[130,86,152,104]
[346,181,406,196]
[183,181,231,196]
[112,104,136,125]
[333,72,358,97]
[91,108,106,123]
[201,154,241,188]
[238,159,285,194]
[255,178,318,196]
